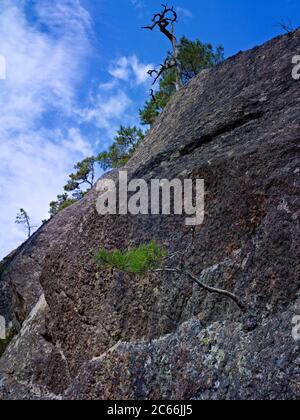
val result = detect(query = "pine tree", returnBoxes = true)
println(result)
[49,194,77,217]
[96,126,144,170]
[15,209,33,238]
[64,157,96,195]
[140,36,224,125]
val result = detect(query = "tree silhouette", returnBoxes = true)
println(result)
[143,4,182,91]
[15,209,33,238]
[96,126,145,170]
[49,194,77,217]
[64,157,96,196]
[139,36,224,125]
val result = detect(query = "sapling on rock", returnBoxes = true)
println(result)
[15,209,35,239]
[95,241,167,275]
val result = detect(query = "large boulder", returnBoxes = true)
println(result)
[0,28,299,400]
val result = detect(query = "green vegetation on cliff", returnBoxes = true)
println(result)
[95,241,167,275]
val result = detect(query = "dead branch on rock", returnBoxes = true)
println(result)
[153,267,246,312]
[156,228,246,312]
[148,57,176,86]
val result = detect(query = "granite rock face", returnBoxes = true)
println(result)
[0,29,300,400]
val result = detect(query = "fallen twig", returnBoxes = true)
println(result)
[154,267,246,312]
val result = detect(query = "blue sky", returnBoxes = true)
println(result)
[0,0,300,258]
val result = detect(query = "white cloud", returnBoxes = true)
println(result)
[0,0,93,258]
[83,54,153,141]
[81,90,132,140]
[0,129,93,245]
[130,55,153,85]
[99,79,118,91]
[130,0,144,10]
[109,57,131,81]
[109,55,153,85]
[177,7,193,19]
[0,0,152,259]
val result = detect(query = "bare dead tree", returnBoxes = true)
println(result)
[143,4,182,91]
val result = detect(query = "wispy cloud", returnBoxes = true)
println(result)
[81,90,133,140]
[177,7,193,19]
[98,79,118,91]
[109,55,153,85]
[81,54,153,142]
[0,0,93,258]
[0,0,153,259]
[130,0,144,10]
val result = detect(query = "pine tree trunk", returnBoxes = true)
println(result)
[171,24,182,91]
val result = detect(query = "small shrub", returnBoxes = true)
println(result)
[95,241,167,275]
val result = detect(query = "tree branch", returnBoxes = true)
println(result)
[153,267,246,312]
[148,58,176,85]
[150,89,156,102]
[142,4,178,43]
[143,4,182,91]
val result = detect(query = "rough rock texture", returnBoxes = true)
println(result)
[0,29,300,400]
